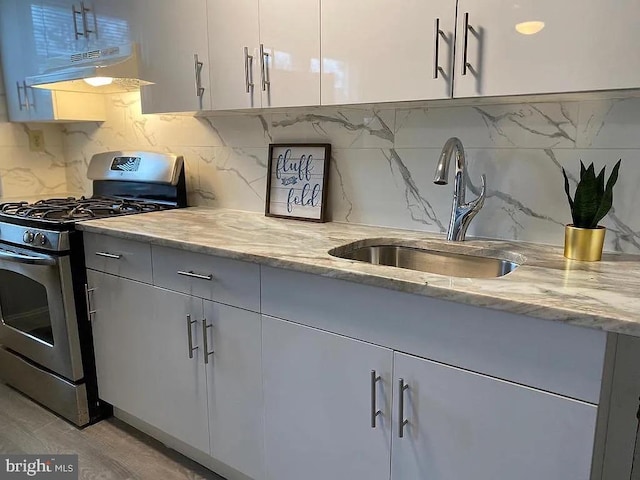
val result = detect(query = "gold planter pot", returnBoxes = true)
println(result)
[564,225,606,261]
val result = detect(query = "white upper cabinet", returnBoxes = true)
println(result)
[89,0,132,50]
[207,0,260,110]
[38,0,131,56]
[258,0,320,108]
[454,0,640,98]
[38,0,89,57]
[321,0,455,105]
[206,0,320,110]
[0,0,106,122]
[136,0,212,114]
[0,0,46,122]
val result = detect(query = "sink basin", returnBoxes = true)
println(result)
[329,241,520,278]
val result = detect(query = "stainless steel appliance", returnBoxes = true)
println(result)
[0,151,186,426]
[633,398,640,479]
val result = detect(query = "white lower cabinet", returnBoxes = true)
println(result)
[261,314,599,480]
[89,270,210,453]
[88,269,263,479]
[391,352,598,480]
[262,315,393,480]
[87,243,604,480]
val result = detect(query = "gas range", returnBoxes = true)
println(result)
[0,151,187,426]
[0,195,174,252]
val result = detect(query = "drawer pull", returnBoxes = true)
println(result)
[95,251,122,259]
[177,270,213,281]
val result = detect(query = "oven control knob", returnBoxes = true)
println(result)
[23,231,34,243]
[34,232,47,246]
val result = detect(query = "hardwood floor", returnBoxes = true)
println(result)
[0,382,224,480]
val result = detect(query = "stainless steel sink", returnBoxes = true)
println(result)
[329,241,520,278]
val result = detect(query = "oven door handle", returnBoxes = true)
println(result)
[0,248,57,266]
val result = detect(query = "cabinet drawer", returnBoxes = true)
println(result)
[261,266,607,404]
[151,245,260,312]
[84,233,152,283]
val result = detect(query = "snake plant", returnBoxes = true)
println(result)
[562,160,621,229]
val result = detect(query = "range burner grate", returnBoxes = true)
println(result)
[0,196,168,223]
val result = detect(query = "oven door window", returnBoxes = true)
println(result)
[0,270,53,345]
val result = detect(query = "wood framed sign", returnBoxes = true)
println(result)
[265,143,331,222]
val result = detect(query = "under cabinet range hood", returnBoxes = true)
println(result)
[26,43,152,94]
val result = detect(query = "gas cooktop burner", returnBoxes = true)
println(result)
[0,196,169,223]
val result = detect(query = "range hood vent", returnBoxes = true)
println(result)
[26,43,152,94]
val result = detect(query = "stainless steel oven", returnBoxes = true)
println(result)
[0,242,83,382]
[0,150,187,426]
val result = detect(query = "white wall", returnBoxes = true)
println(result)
[63,93,640,253]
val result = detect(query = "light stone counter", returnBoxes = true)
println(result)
[78,207,640,337]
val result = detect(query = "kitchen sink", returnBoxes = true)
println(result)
[329,240,521,278]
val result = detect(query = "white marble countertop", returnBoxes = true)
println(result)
[78,207,640,337]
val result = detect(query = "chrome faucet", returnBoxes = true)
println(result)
[433,137,486,241]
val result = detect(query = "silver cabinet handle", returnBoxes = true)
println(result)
[81,2,94,38]
[398,378,409,438]
[433,18,445,79]
[95,251,122,259]
[186,314,198,359]
[462,12,473,76]
[72,3,83,39]
[23,81,31,111]
[202,318,214,364]
[84,283,96,319]
[371,370,382,428]
[194,53,205,101]
[244,46,255,93]
[25,82,35,111]
[177,270,213,281]
[16,82,27,111]
[260,43,270,91]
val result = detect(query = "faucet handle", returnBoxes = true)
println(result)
[470,174,486,210]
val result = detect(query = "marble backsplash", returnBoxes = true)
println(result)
[62,93,640,253]
[0,63,68,200]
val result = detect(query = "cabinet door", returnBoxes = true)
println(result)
[391,352,598,480]
[0,0,53,121]
[322,0,455,105]
[0,0,106,122]
[88,271,152,411]
[258,0,320,108]
[207,0,260,110]
[454,0,640,98]
[262,316,393,480]
[204,301,263,480]
[40,0,131,55]
[136,0,211,114]
[147,288,210,454]
[39,0,88,56]
[87,0,132,51]
[89,271,210,454]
